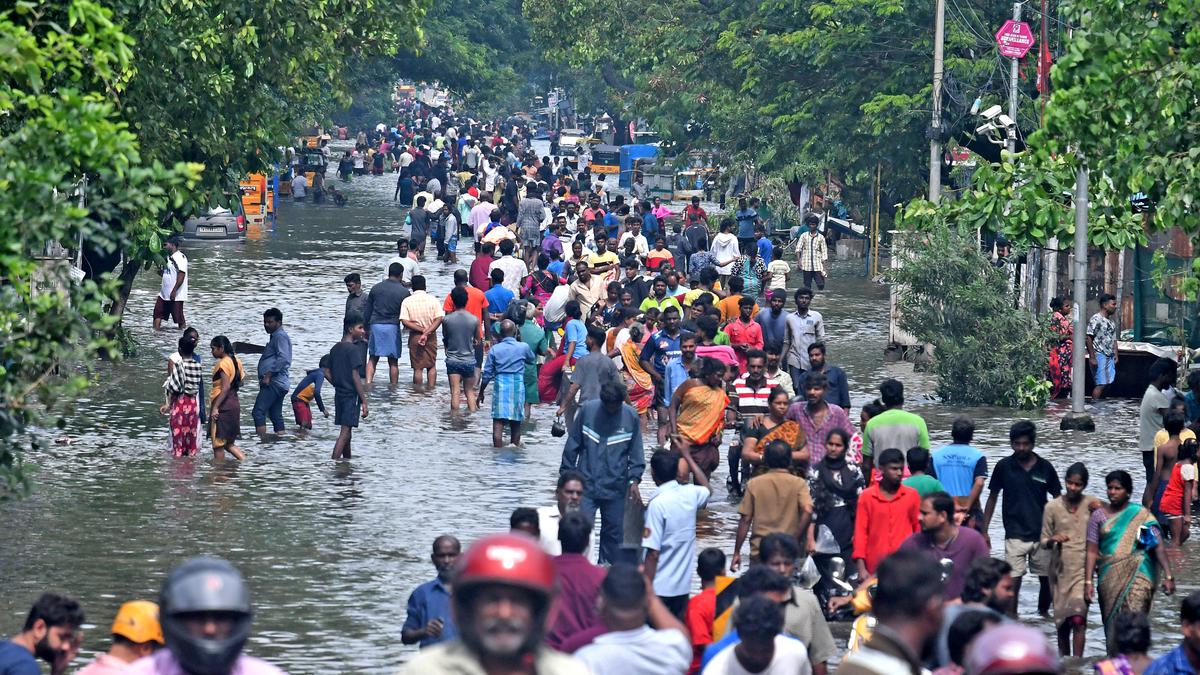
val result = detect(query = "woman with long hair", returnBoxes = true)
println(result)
[208,336,247,461]
[739,387,808,478]
[1085,470,1175,654]
[161,332,204,457]
[1048,296,1074,398]
[807,427,865,563]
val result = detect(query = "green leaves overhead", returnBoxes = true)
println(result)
[526,0,1014,199]
[0,0,200,498]
[1044,0,1200,236]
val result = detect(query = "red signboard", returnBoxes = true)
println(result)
[995,20,1035,58]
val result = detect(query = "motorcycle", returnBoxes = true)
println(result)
[845,557,954,652]
[810,555,857,622]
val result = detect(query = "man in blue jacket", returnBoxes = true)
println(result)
[561,380,645,565]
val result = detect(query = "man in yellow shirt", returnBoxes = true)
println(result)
[587,234,621,282]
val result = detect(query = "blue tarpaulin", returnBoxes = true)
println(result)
[619,144,659,188]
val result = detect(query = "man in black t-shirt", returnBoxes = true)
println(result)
[982,420,1062,618]
[328,314,369,460]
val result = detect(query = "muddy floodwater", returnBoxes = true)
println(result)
[1,164,1194,673]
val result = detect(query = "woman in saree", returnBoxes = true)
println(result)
[208,336,247,461]
[1085,470,1175,654]
[740,387,808,478]
[1047,296,1073,398]
[618,324,655,431]
[669,356,730,476]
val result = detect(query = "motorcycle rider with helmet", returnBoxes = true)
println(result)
[77,600,164,674]
[125,556,286,675]
[403,532,589,674]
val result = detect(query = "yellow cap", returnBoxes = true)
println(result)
[111,601,164,645]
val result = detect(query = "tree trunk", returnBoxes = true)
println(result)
[107,256,141,323]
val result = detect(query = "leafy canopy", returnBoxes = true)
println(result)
[0,0,200,498]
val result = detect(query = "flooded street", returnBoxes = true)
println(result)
[1,164,1195,672]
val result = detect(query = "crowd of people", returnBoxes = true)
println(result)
[14,104,1199,675]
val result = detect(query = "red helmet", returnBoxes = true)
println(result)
[966,624,1060,675]
[454,533,557,600]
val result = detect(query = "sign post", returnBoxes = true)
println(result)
[994,20,1035,58]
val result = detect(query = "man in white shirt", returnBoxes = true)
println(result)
[703,595,812,675]
[482,157,500,194]
[574,564,692,675]
[399,148,414,169]
[643,444,712,620]
[154,235,188,330]
[537,471,587,555]
[489,239,529,295]
[291,171,307,199]
[463,141,481,172]
[618,220,650,260]
[386,238,419,285]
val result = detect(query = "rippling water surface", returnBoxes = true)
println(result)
[1,160,1194,672]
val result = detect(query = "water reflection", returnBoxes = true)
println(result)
[0,165,1190,671]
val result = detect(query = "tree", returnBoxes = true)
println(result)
[393,0,540,112]
[1041,0,1200,240]
[898,150,1146,252]
[888,224,1050,406]
[99,0,429,317]
[0,1,200,498]
[525,0,1022,203]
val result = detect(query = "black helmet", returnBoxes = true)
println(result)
[160,557,253,675]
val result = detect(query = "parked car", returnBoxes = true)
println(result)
[182,200,246,241]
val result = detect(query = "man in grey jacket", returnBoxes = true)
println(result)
[560,380,645,565]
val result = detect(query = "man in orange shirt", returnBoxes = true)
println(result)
[853,447,921,579]
[443,269,488,367]
[717,276,758,324]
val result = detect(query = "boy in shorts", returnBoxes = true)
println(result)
[329,314,369,460]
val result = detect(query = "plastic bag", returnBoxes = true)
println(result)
[551,415,567,437]
[813,524,842,555]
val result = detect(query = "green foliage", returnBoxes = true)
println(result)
[525,0,1015,201]
[392,0,539,112]
[897,151,1146,250]
[89,0,428,305]
[889,224,1051,407]
[0,0,200,498]
[1015,376,1052,410]
[1043,0,1200,236]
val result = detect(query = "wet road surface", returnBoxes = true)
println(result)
[0,157,1195,672]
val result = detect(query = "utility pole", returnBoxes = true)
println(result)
[1007,2,1021,155]
[928,0,946,202]
[1062,162,1095,431]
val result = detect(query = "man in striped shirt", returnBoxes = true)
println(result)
[732,350,779,421]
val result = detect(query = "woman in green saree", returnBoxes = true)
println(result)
[1085,469,1176,655]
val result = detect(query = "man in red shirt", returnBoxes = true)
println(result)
[685,548,727,674]
[684,195,708,227]
[853,447,921,579]
[444,269,489,364]
[726,297,765,373]
[546,512,607,650]
[468,241,496,291]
